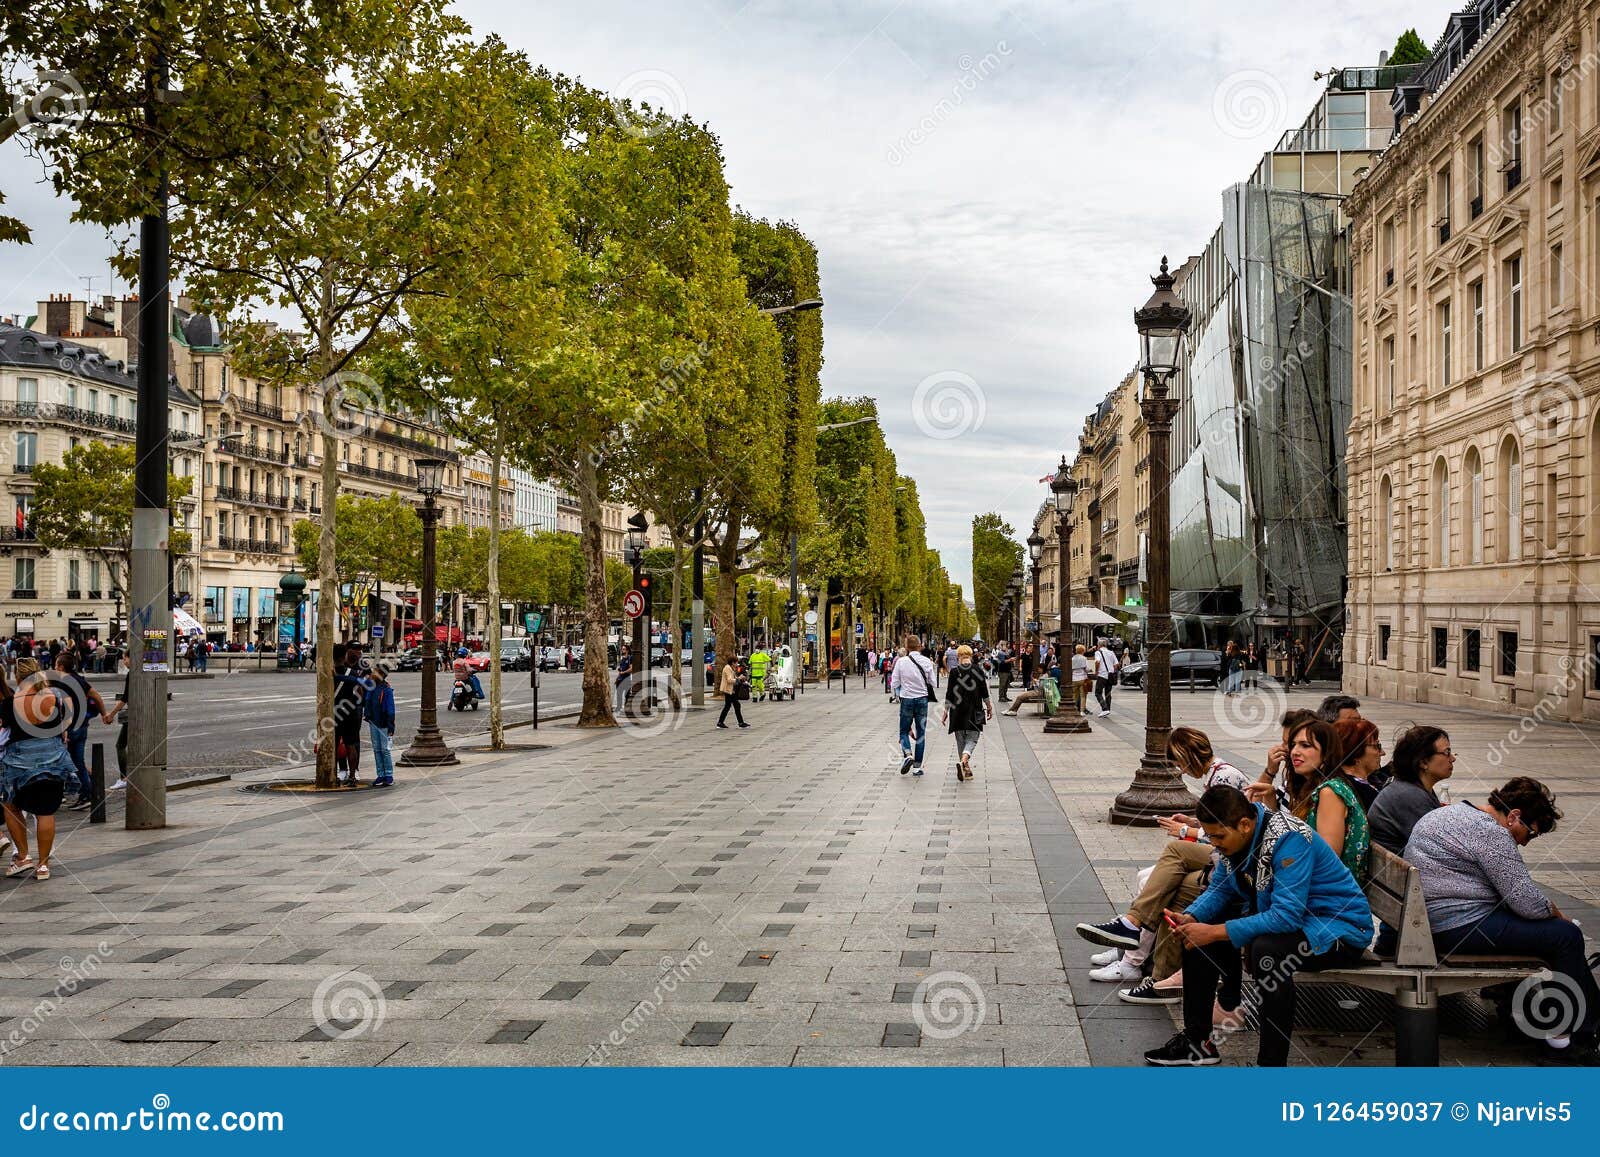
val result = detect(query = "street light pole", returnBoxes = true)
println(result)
[1046,457,1090,733]
[400,458,456,767]
[1111,257,1195,825]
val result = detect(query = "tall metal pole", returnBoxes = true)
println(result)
[125,49,170,831]
[1046,490,1089,734]
[788,532,800,696]
[400,496,456,766]
[691,502,705,706]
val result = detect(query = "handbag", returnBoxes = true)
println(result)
[735,677,751,701]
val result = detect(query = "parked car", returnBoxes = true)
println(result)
[498,639,530,671]
[1118,648,1222,689]
[465,650,493,672]
[394,646,442,673]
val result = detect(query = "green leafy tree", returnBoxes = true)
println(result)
[1390,29,1430,66]
[972,512,1021,641]
[31,442,191,605]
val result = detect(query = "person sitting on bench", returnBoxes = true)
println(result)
[1144,784,1372,1067]
[1000,662,1058,717]
[1404,775,1599,1066]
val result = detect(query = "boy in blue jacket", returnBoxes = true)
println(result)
[1145,785,1372,1067]
[363,664,398,788]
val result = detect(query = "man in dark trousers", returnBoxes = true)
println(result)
[995,643,1013,702]
[1020,643,1036,692]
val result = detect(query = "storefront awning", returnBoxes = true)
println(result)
[378,592,406,608]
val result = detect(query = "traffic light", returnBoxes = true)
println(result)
[785,599,796,623]
[638,573,653,614]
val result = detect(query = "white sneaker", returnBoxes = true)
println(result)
[1089,947,1121,967]
[1089,958,1143,983]
[108,778,128,791]
[1098,710,1110,718]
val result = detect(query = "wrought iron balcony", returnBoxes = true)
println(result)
[234,396,285,421]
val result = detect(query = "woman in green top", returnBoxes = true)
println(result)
[1283,718,1371,881]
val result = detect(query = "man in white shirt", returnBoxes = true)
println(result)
[890,634,938,776]
[1092,639,1119,717]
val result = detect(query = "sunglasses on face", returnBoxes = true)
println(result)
[1512,813,1545,840]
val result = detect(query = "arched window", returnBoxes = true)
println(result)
[1380,475,1395,570]
[1498,434,1522,562]
[1465,446,1483,563]
[1431,457,1450,566]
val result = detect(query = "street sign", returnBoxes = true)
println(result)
[804,610,818,626]
[622,590,645,620]
[371,624,385,638]
[525,611,544,635]
[855,622,864,637]
[806,630,817,642]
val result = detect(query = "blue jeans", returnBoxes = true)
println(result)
[65,729,90,796]
[898,697,928,767]
[1433,910,1599,1040]
[368,723,395,783]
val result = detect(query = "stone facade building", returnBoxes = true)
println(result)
[1343,0,1600,718]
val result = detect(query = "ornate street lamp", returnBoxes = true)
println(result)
[1111,256,1193,824]
[1027,531,1044,646]
[400,457,457,767]
[1046,456,1090,734]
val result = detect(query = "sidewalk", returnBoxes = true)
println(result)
[0,688,1088,1066]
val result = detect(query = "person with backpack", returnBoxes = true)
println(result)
[1092,638,1120,717]
[364,663,397,788]
[890,634,938,776]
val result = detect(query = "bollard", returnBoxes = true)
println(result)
[89,742,106,825]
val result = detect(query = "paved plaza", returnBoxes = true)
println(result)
[0,677,1596,1066]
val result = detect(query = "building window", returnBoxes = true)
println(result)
[1466,446,1484,563]
[16,377,36,408]
[88,561,100,594]
[14,431,36,470]
[1379,623,1392,662]
[67,559,79,593]
[1471,279,1484,371]
[1497,630,1518,677]
[1437,299,1452,387]
[1436,166,1451,243]
[107,395,117,420]
[1382,218,1395,287]
[1469,136,1485,216]
[1503,101,1522,190]
[1464,628,1481,672]
[1506,256,1523,353]
[1551,244,1564,311]
[13,557,34,594]
[1550,69,1563,133]
[1379,475,1395,570]
[1380,336,1394,410]
[1432,457,1450,565]
[1432,627,1447,670]
[1545,470,1559,551]
[87,388,99,413]
[1500,436,1522,561]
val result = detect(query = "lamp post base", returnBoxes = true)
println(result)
[398,728,458,767]
[1043,707,1091,734]
[1109,753,1194,826]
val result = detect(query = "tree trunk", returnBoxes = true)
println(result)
[314,278,338,790]
[487,441,505,750]
[713,509,742,675]
[577,453,616,727]
[668,538,685,702]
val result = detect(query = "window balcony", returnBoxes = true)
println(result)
[12,463,33,474]
[0,527,36,542]
[65,589,81,599]
[234,396,284,421]
[10,588,36,599]
[226,440,289,465]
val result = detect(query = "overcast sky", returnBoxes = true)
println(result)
[2,0,1458,598]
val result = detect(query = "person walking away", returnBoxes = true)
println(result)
[994,643,1013,702]
[1145,785,1373,1066]
[1092,639,1119,716]
[332,644,366,787]
[749,647,769,701]
[890,635,938,776]
[941,645,991,781]
[364,663,397,788]
[716,656,749,729]
[52,651,105,811]
[1,658,78,880]
[943,640,959,687]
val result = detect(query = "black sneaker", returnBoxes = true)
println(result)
[1074,917,1141,950]
[900,755,913,775]
[1120,976,1181,1005]
[67,795,93,812]
[1144,1032,1219,1066]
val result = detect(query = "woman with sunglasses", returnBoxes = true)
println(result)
[1405,776,1598,1064]
[1331,717,1382,811]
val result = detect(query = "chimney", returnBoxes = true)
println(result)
[39,295,86,337]
[1378,49,1389,67]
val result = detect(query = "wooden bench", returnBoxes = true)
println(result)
[1297,843,1547,1066]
